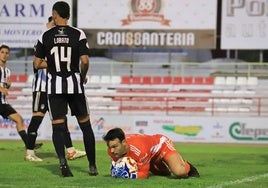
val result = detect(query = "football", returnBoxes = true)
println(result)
[111,156,138,173]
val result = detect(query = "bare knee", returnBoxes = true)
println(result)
[9,113,24,131]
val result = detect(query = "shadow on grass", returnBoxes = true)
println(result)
[34,152,57,158]
[35,163,111,178]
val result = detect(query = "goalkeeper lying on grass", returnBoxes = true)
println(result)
[103,128,200,179]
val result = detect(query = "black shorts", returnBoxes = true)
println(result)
[48,93,89,120]
[32,91,48,114]
[0,103,17,119]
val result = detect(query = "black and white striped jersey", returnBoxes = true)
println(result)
[32,68,47,92]
[0,66,10,104]
[34,25,89,94]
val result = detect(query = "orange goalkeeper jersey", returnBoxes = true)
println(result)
[107,134,177,178]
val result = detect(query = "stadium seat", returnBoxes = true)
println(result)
[21,88,32,94]
[236,77,247,86]
[214,77,226,85]
[90,75,100,84]
[152,76,162,84]
[228,107,239,112]
[173,76,182,84]
[121,76,131,84]
[182,77,193,84]
[226,77,235,86]
[163,76,172,84]
[203,77,214,84]
[225,76,236,85]
[239,107,250,112]
[100,75,111,84]
[216,107,227,112]
[193,77,203,84]
[111,75,121,84]
[9,75,17,82]
[132,76,141,84]
[247,77,258,86]
[19,74,28,82]
[142,76,151,84]
[10,74,27,82]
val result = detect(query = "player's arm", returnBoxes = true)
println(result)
[0,77,10,95]
[80,54,89,84]
[5,78,11,89]
[33,57,47,69]
[0,86,8,96]
[136,161,150,178]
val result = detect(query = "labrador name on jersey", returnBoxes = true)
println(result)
[54,37,69,44]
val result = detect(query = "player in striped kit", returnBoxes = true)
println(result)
[25,16,86,162]
[0,44,29,150]
[33,1,97,177]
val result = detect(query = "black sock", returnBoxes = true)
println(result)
[52,122,67,164]
[79,120,96,166]
[18,130,28,148]
[27,116,43,150]
[63,117,73,148]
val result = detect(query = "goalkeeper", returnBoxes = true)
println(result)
[103,127,200,179]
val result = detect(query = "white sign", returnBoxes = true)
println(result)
[221,0,268,49]
[0,0,72,48]
[1,113,268,144]
[77,0,217,49]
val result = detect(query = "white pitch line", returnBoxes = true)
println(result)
[206,173,268,188]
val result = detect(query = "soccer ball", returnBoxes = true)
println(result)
[111,156,138,173]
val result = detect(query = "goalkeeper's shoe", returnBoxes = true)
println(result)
[25,153,43,162]
[187,162,200,178]
[60,164,73,177]
[67,149,86,160]
[89,165,98,176]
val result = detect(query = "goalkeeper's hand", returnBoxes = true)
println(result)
[111,165,137,179]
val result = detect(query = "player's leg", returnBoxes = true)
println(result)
[160,135,199,178]
[64,117,86,160]
[164,153,200,178]
[5,105,28,148]
[8,112,27,146]
[150,160,171,176]
[26,112,44,162]
[164,152,190,178]
[49,94,73,177]
[26,92,47,161]
[69,94,98,176]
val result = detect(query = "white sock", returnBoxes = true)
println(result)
[66,147,75,153]
[27,149,35,155]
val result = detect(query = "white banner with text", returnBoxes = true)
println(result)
[1,113,267,144]
[221,0,268,49]
[0,0,72,48]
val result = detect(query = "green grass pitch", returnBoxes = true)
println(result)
[0,141,267,188]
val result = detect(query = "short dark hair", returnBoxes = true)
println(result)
[0,44,10,51]
[103,128,126,142]
[52,1,70,19]
[48,16,52,22]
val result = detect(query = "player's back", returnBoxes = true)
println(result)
[126,134,164,161]
[41,25,86,76]
[35,25,89,94]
